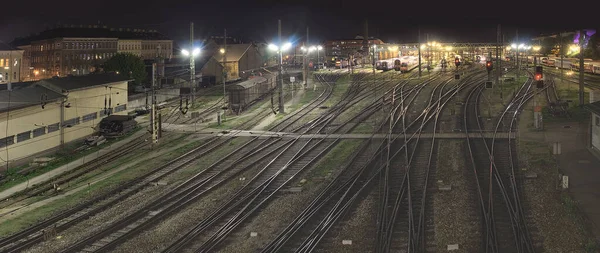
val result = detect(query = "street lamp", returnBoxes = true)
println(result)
[269,42,292,113]
[316,45,323,68]
[181,47,200,105]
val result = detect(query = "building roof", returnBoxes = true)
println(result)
[585,101,600,115]
[36,73,132,93]
[0,84,65,113]
[0,44,20,51]
[10,27,171,46]
[162,55,219,79]
[218,44,253,62]
[0,81,37,91]
[230,76,266,90]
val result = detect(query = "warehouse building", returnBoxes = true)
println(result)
[0,73,130,163]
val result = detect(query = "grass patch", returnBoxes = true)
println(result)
[304,140,362,181]
[0,136,206,237]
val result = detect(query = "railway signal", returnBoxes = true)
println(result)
[534,66,543,81]
[454,57,460,67]
[486,60,493,72]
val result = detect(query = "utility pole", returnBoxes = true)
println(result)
[560,32,565,84]
[223,28,227,121]
[418,28,422,77]
[190,22,196,105]
[579,30,585,106]
[278,19,285,113]
[304,27,309,88]
[151,63,158,145]
[516,29,519,80]
[372,44,375,74]
[496,24,502,99]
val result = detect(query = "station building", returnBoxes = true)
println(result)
[0,73,130,163]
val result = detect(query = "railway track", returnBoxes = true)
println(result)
[50,73,339,252]
[544,78,570,118]
[162,73,395,252]
[463,72,536,252]
[0,134,148,205]
[0,95,277,253]
[261,68,487,253]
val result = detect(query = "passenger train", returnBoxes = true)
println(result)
[540,56,600,75]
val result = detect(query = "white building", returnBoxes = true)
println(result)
[117,40,142,57]
[0,46,23,85]
[0,73,130,162]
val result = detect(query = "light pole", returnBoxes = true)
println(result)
[268,41,292,113]
[316,45,322,68]
[181,47,200,106]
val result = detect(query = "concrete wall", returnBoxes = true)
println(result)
[592,112,600,150]
[591,91,600,104]
[0,81,129,162]
[127,88,180,109]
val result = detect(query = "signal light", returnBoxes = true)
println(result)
[486,61,493,72]
[454,58,460,67]
[535,73,542,81]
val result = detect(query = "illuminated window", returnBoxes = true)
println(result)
[0,59,3,67]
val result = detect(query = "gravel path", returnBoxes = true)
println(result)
[216,178,328,252]
[433,140,480,252]
[315,188,378,253]
[111,153,264,253]
[519,140,589,252]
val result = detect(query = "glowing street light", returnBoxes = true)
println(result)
[533,46,541,51]
[220,48,225,54]
[181,47,201,104]
[269,40,293,112]
[181,48,200,57]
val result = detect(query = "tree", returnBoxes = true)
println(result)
[102,53,146,85]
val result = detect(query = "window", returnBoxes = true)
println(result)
[33,127,45,137]
[114,104,127,113]
[0,136,14,148]
[63,117,79,127]
[82,112,97,122]
[100,108,113,117]
[17,131,31,142]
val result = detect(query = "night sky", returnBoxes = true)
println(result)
[1,0,597,47]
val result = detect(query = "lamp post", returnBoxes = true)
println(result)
[181,47,200,105]
[316,45,323,69]
[268,41,292,113]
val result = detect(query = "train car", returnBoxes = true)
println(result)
[99,115,137,138]
[593,64,600,75]
[227,72,276,113]
[546,59,555,67]
[335,59,349,68]
[554,58,574,69]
